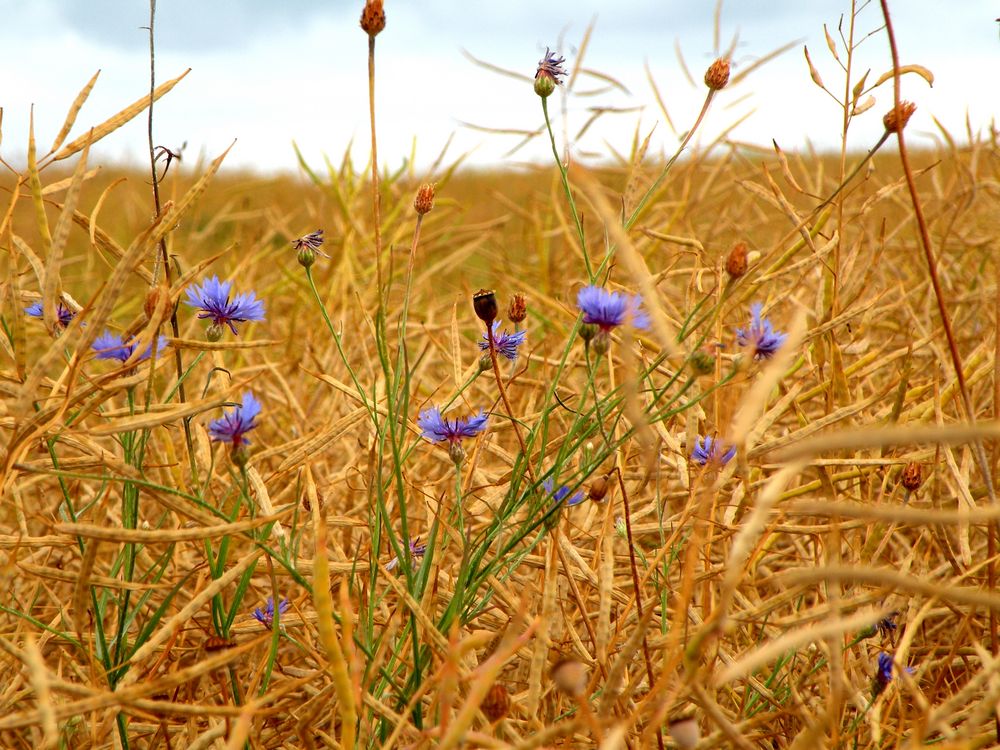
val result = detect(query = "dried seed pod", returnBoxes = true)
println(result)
[883,101,916,133]
[473,289,498,325]
[481,683,511,722]
[589,474,610,503]
[704,58,731,90]
[359,0,385,36]
[900,461,923,492]
[508,293,527,323]
[726,241,748,279]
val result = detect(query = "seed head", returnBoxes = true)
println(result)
[473,289,498,325]
[360,0,385,36]
[481,683,511,722]
[704,57,731,91]
[726,241,749,279]
[414,183,435,215]
[508,293,527,323]
[550,657,587,697]
[900,461,923,492]
[883,101,916,133]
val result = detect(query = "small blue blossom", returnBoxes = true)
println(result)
[690,436,736,467]
[92,331,167,363]
[543,477,586,507]
[577,285,650,331]
[873,652,915,695]
[252,597,289,628]
[386,538,428,571]
[208,392,262,446]
[26,301,76,328]
[479,322,527,361]
[417,406,488,444]
[185,276,265,336]
[736,303,787,360]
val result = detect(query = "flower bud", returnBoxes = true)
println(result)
[297,245,316,268]
[414,183,435,215]
[473,289,498,325]
[448,441,466,467]
[534,73,556,98]
[231,444,251,468]
[592,330,610,356]
[614,516,627,538]
[726,241,748,279]
[900,461,923,492]
[206,323,224,342]
[481,683,511,722]
[359,0,385,36]
[508,293,527,323]
[690,345,717,375]
[704,58,731,91]
[478,352,493,373]
[550,658,587,697]
[579,323,598,343]
[883,101,916,133]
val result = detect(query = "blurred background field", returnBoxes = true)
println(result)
[2,3,1000,749]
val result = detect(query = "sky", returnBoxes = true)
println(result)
[1,1,997,175]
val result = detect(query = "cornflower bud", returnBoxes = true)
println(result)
[726,241,749,279]
[900,461,923,492]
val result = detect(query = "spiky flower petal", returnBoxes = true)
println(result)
[690,436,736,467]
[91,331,166,363]
[479,321,527,361]
[417,406,488,444]
[735,303,787,360]
[185,276,265,336]
[577,285,650,331]
[252,597,289,628]
[208,392,262,446]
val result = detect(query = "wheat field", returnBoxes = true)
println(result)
[2,1,1000,748]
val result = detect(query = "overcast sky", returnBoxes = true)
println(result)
[1,1,997,175]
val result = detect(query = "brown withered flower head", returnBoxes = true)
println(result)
[883,101,916,134]
[473,289,498,325]
[359,0,385,36]
[534,47,567,98]
[726,241,749,279]
[481,683,512,723]
[900,461,923,492]
[704,57,731,91]
[413,183,435,215]
[508,293,527,323]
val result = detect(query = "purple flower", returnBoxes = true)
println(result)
[385,538,428,571]
[690,436,736,467]
[292,229,330,258]
[536,47,568,85]
[92,331,167,363]
[209,392,261,446]
[736,303,787,360]
[417,406,488,444]
[185,276,265,336]
[252,597,290,628]
[26,301,76,328]
[577,286,650,332]
[873,652,915,694]
[479,322,527,361]
[543,477,585,507]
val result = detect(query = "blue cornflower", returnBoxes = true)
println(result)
[479,322,527,361]
[690,436,736,467]
[543,477,586,507]
[25,301,76,328]
[252,597,290,628]
[736,303,787,360]
[577,285,650,332]
[873,652,915,695]
[386,538,428,571]
[92,331,166,363]
[417,406,488,444]
[536,47,568,85]
[208,392,262,446]
[185,276,265,336]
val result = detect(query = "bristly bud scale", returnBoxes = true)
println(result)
[726,241,749,279]
[900,461,923,492]
[508,293,527,323]
[206,323,224,342]
[414,183,435,215]
[448,441,466,467]
[704,58,731,91]
[883,101,916,133]
[359,0,385,36]
[473,289,498,325]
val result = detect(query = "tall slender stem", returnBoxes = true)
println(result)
[368,35,383,304]
[486,324,537,485]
